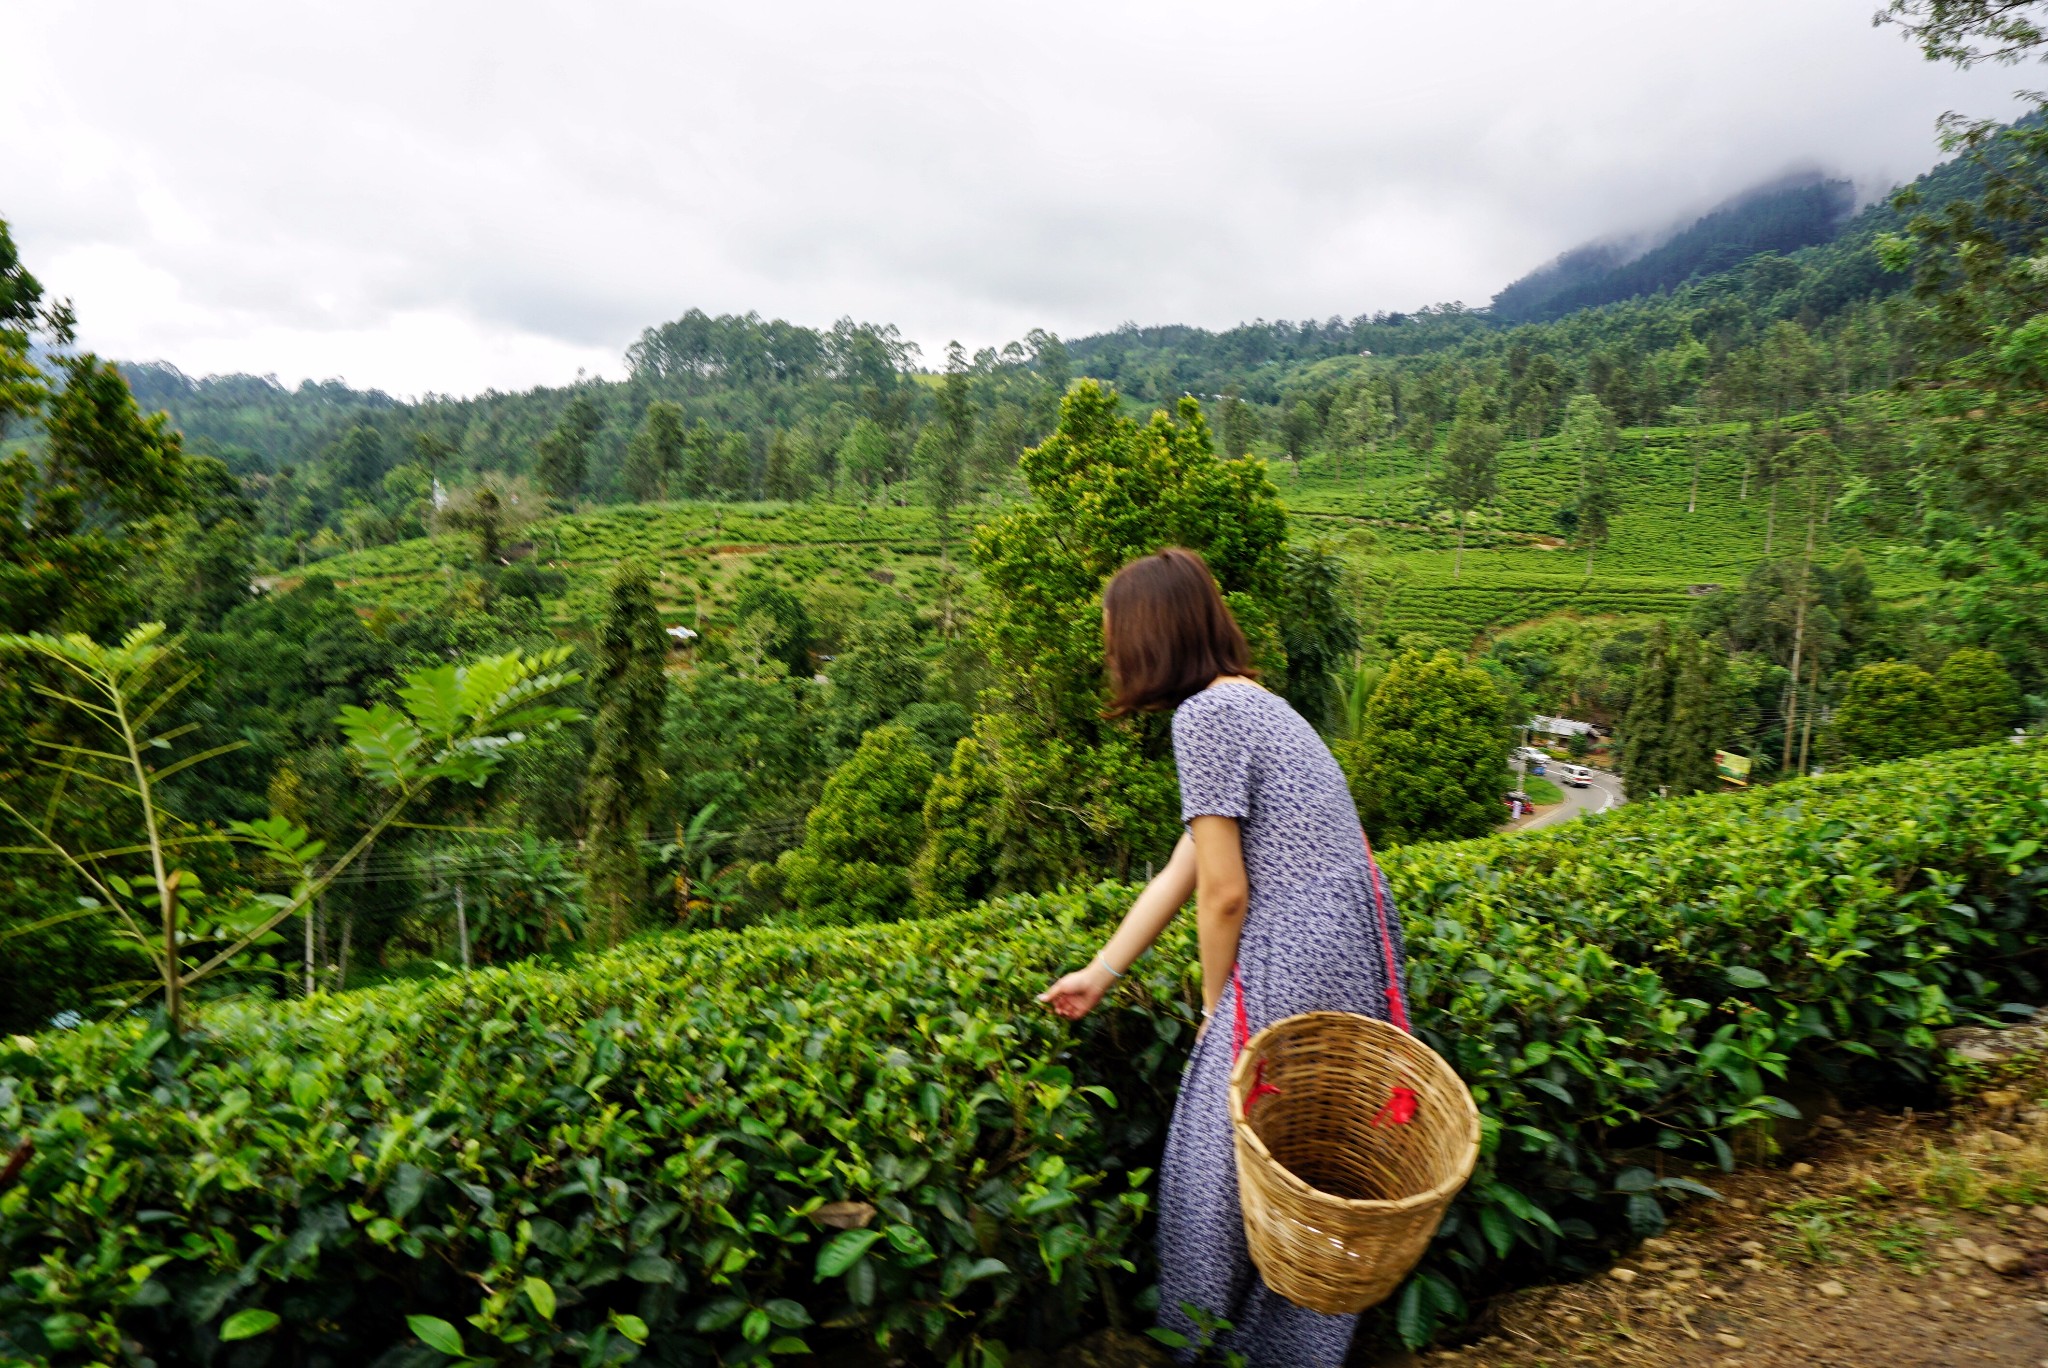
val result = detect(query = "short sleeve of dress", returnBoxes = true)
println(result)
[1172,692,1253,825]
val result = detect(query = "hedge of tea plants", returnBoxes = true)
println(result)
[3,744,2045,1365]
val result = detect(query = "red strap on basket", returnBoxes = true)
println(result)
[1231,963,1281,1110]
[1361,828,1419,1126]
[1360,828,1410,1034]
[1232,962,1250,1056]
[1228,830,1413,1120]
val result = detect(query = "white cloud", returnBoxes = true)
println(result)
[1,0,2028,396]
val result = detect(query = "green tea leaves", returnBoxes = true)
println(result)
[219,1309,279,1341]
[407,1315,465,1355]
[817,1229,883,1278]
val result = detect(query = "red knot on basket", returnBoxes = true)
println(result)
[1372,1086,1418,1128]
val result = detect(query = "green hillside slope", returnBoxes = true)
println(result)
[313,397,1931,657]
[313,499,953,624]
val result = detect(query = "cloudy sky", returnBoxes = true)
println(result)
[3,0,2028,397]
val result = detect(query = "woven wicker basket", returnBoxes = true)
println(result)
[1228,1010,1480,1315]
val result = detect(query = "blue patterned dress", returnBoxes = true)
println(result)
[1155,681,1408,1367]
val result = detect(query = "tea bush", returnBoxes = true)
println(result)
[4,745,2045,1365]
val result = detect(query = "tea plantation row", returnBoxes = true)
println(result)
[4,745,2044,1366]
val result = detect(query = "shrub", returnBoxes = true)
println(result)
[1936,646,2021,747]
[4,745,2046,1364]
[1829,659,1944,764]
[1337,648,1514,843]
[774,724,936,926]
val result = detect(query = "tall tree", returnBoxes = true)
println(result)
[937,340,975,459]
[776,723,935,926]
[1508,351,1565,456]
[535,393,601,500]
[1333,373,1394,479]
[1432,384,1502,578]
[1025,328,1071,431]
[824,601,928,753]
[763,430,809,501]
[435,476,537,567]
[1404,367,1448,472]
[731,580,814,679]
[707,431,755,498]
[1557,393,1619,574]
[1577,451,1621,576]
[1280,400,1318,465]
[329,426,387,491]
[5,356,190,636]
[1620,624,1725,797]
[1276,544,1361,733]
[916,381,1288,904]
[622,401,687,502]
[1218,386,1261,459]
[914,421,965,634]
[1778,432,1840,772]
[1666,628,1729,796]
[838,417,892,498]
[584,562,670,944]
[924,341,973,590]
[1879,0,2048,66]
[1619,620,1678,796]
[1756,322,1821,554]
[411,431,458,484]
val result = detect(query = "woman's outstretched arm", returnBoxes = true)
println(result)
[1037,830,1197,1020]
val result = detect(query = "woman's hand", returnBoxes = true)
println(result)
[1037,964,1114,1021]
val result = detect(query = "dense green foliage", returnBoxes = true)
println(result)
[775,724,936,926]
[1936,645,2024,744]
[1829,659,1947,763]
[1828,647,2022,763]
[1337,650,1513,843]
[5,744,2045,1364]
[1616,623,1725,798]
[919,382,1293,900]
[12,70,2048,1021]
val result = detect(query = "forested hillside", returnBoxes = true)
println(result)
[1490,171,1859,324]
[7,97,2045,1031]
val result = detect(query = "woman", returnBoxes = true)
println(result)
[1038,547,1406,1368]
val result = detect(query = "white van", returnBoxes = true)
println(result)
[1562,764,1594,788]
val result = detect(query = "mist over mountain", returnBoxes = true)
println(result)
[1490,171,1859,324]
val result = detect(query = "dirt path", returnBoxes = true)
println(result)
[1046,1083,2048,1368]
[1377,1097,2048,1368]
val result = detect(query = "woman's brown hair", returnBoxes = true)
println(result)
[1101,547,1255,717]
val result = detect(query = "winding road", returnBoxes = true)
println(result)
[1510,768,1626,832]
